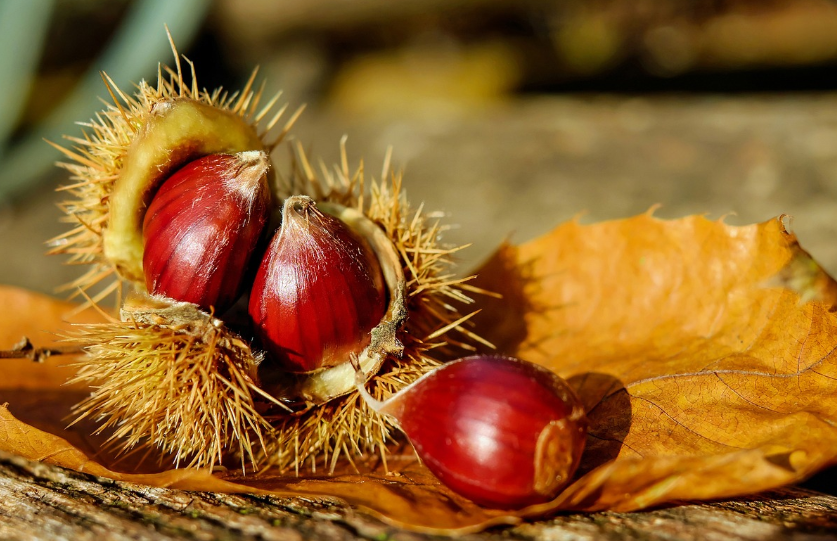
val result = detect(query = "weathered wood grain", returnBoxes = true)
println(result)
[2,450,836,540]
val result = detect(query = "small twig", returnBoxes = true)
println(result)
[0,336,84,363]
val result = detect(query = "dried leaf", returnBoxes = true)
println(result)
[2,214,837,533]
[470,212,837,512]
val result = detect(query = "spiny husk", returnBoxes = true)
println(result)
[256,141,494,473]
[47,36,298,309]
[52,38,295,471]
[64,141,488,473]
[53,39,489,472]
[66,304,271,471]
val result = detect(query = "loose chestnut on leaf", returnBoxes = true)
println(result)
[143,151,271,313]
[355,355,588,509]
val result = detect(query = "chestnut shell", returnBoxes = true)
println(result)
[381,355,588,509]
[142,152,270,313]
[249,196,387,373]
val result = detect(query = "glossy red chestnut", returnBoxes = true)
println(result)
[142,151,271,313]
[249,195,387,373]
[356,355,587,509]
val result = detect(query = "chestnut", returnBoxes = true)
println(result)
[356,355,588,509]
[249,195,387,373]
[142,151,271,313]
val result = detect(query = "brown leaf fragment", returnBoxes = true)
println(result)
[0,406,112,478]
[0,286,104,390]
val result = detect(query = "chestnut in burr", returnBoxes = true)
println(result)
[142,151,271,313]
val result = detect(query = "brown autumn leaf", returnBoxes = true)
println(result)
[2,213,837,534]
[470,211,837,511]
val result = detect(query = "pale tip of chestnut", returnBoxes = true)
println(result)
[226,150,270,202]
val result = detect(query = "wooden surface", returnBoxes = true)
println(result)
[1,450,836,540]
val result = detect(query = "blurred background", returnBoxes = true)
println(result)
[1,0,837,492]
[3,0,837,291]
